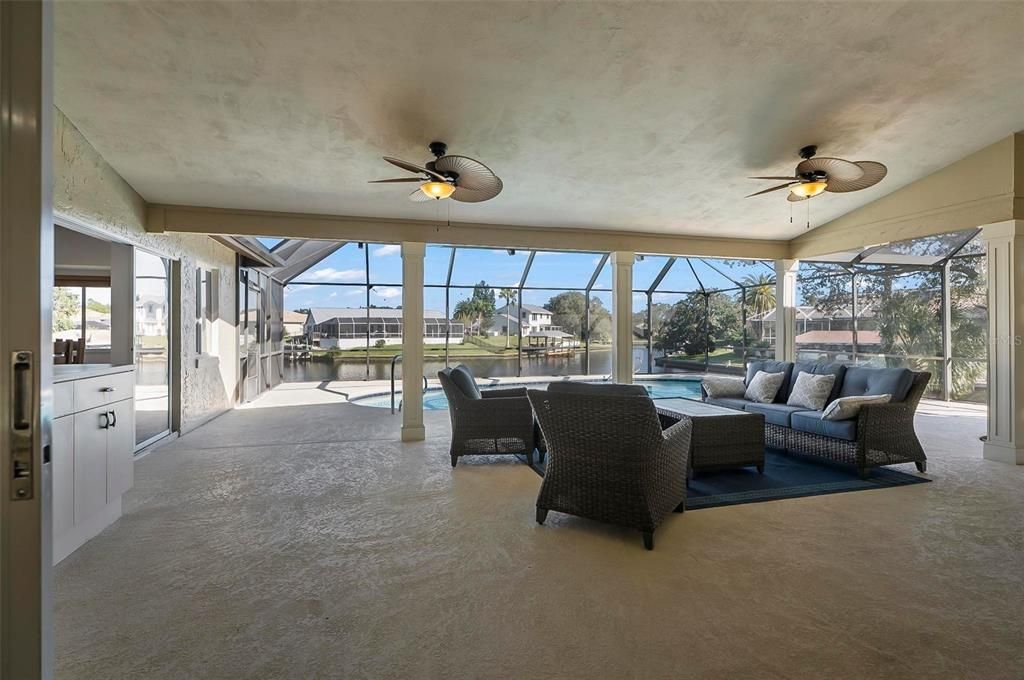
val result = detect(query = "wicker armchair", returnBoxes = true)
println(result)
[527,387,692,550]
[438,365,538,468]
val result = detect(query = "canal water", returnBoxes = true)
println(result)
[282,347,674,382]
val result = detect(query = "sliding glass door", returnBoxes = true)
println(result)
[134,249,171,447]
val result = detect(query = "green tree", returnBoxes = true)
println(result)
[742,273,776,319]
[53,287,81,333]
[470,281,496,332]
[586,297,613,343]
[658,293,741,356]
[544,291,587,338]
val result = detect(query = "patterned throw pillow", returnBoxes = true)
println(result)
[744,370,785,404]
[787,372,837,411]
[702,375,747,399]
[821,394,892,421]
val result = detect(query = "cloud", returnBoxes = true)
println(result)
[328,292,338,299]
[345,288,364,297]
[374,244,401,257]
[373,287,402,300]
[287,284,310,292]
[305,267,364,282]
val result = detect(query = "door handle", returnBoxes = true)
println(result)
[108,410,117,428]
[10,351,34,500]
[100,387,116,393]
[99,412,110,430]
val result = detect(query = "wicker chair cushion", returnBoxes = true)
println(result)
[790,410,858,441]
[839,367,913,402]
[745,370,786,404]
[786,372,837,411]
[744,402,814,427]
[449,364,482,399]
[546,381,649,397]
[745,360,794,403]
[792,361,847,404]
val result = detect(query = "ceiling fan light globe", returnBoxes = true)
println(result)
[790,181,828,198]
[421,181,456,199]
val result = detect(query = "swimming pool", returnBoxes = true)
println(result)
[350,377,704,410]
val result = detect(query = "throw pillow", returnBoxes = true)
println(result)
[821,393,892,421]
[744,370,785,404]
[787,372,837,411]
[702,375,746,399]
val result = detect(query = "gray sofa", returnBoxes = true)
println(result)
[704,360,929,478]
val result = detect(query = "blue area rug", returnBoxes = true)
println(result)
[521,448,929,510]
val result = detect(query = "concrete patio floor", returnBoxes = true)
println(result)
[54,383,1022,679]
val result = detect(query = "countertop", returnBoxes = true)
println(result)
[53,363,135,383]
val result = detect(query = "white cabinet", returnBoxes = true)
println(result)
[106,399,135,499]
[73,404,113,523]
[52,365,136,564]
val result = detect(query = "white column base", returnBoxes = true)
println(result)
[983,441,1024,465]
[401,425,426,442]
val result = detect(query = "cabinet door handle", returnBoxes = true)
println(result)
[100,387,116,393]
[108,410,117,428]
[99,412,110,430]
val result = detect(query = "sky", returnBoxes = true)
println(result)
[281,242,777,315]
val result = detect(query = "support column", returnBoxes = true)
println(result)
[401,242,426,442]
[611,251,635,383]
[981,221,1024,464]
[774,259,799,362]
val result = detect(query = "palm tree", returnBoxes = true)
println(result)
[498,288,517,348]
[742,273,776,316]
[453,299,479,336]
[742,273,776,344]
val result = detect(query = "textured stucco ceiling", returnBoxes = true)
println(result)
[55,1,1024,240]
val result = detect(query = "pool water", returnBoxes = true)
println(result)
[351,378,704,410]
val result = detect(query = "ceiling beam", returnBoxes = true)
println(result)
[146,203,789,260]
[790,133,1022,260]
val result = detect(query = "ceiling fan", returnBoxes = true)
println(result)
[747,145,887,201]
[369,141,503,203]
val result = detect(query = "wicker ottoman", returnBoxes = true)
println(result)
[656,398,765,478]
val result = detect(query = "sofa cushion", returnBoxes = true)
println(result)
[839,366,913,403]
[745,360,794,403]
[792,361,847,403]
[786,372,837,411]
[705,397,751,411]
[744,402,814,427]
[547,381,649,397]
[449,364,482,399]
[745,370,786,404]
[790,410,858,441]
[822,393,891,421]
[701,375,747,399]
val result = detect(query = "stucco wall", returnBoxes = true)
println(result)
[53,107,237,433]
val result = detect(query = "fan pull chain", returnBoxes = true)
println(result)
[806,200,811,230]
[789,202,793,225]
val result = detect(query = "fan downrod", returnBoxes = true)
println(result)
[429,141,448,158]
[799,145,818,160]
